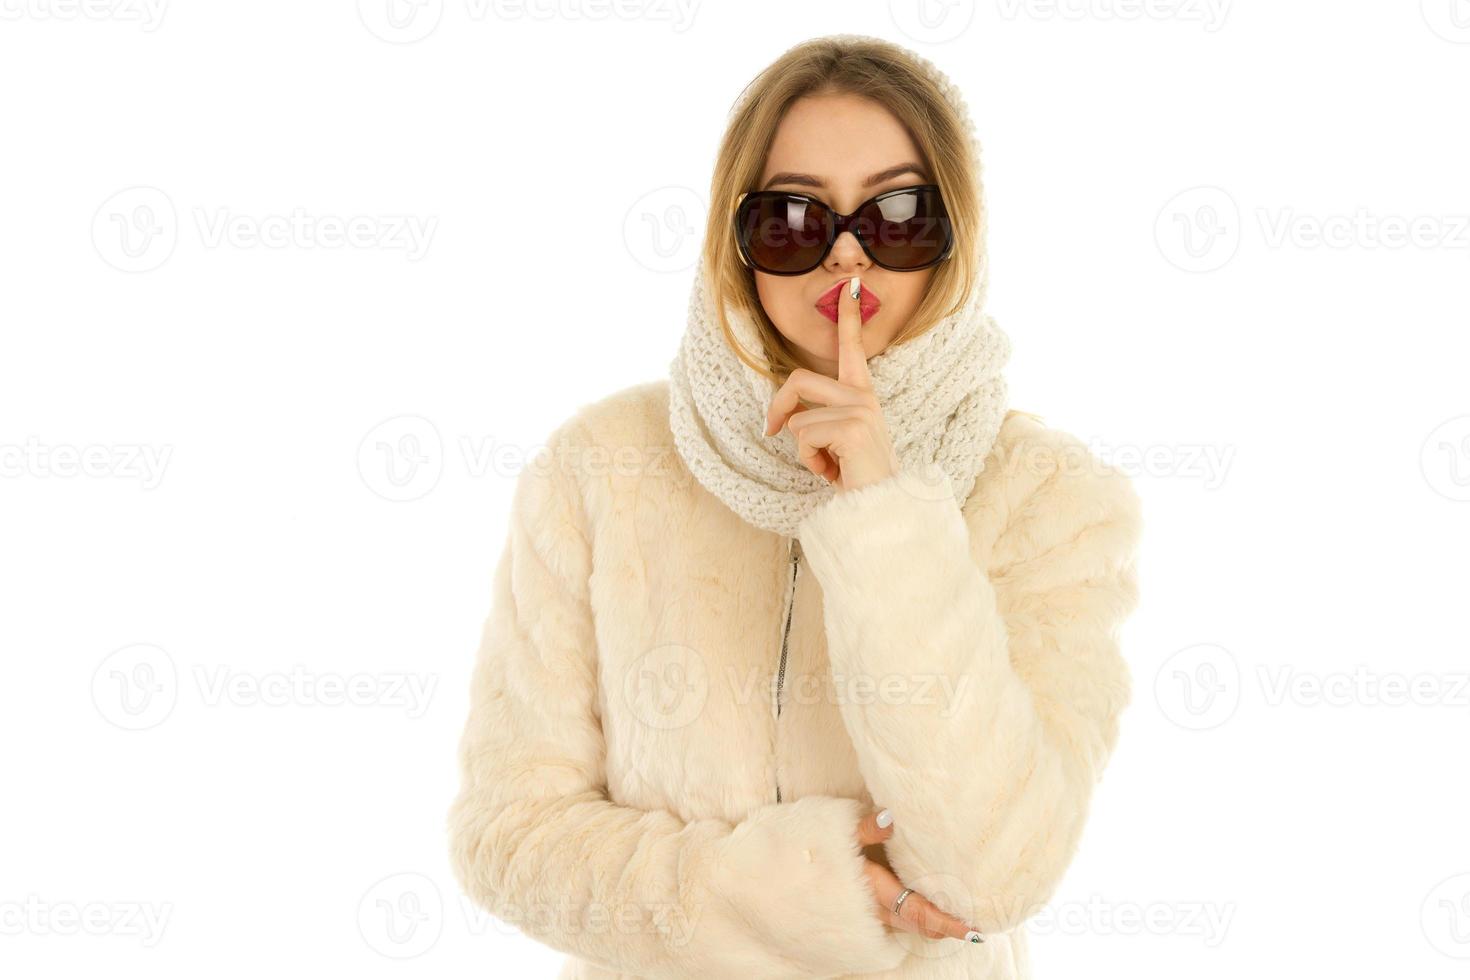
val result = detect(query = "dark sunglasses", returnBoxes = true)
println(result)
[734,183,953,275]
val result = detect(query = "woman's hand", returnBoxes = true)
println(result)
[856,808,984,943]
[764,274,902,493]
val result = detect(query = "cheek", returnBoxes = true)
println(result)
[890,272,934,319]
[754,275,808,337]
[903,271,935,305]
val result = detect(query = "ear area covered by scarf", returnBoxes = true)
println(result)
[794,425,1143,937]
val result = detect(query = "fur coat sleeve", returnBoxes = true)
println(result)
[794,419,1142,938]
[446,419,910,980]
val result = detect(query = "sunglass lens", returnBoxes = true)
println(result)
[739,194,831,273]
[858,187,950,269]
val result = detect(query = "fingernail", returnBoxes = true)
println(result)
[965,930,985,944]
[849,274,861,300]
[875,808,892,828]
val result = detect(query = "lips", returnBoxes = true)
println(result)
[815,279,881,325]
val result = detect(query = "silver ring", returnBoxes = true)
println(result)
[892,887,914,916]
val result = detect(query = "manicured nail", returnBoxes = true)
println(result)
[965,930,985,944]
[875,808,892,828]
[849,275,861,300]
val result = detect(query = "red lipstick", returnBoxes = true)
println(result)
[815,279,881,325]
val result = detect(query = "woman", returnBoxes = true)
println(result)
[448,34,1142,980]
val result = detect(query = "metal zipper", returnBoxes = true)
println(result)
[774,535,801,803]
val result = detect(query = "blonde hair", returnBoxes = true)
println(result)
[702,35,985,383]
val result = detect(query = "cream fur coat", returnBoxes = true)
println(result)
[447,379,1142,979]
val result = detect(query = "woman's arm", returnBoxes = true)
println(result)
[447,419,909,980]
[794,419,1142,937]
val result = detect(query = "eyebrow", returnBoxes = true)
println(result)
[761,162,930,191]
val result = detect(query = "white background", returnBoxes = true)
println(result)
[2,1,1468,977]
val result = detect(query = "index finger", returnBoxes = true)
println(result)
[837,274,873,392]
[854,808,895,847]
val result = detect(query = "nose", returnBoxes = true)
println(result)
[823,229,870,274]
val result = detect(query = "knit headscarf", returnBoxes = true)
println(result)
[668,34,1010,539]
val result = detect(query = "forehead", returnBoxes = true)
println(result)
[759,92,923,185]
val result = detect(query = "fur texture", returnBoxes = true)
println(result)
[447,380,1142,980]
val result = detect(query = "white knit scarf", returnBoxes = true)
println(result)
[667,35,1011,539]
